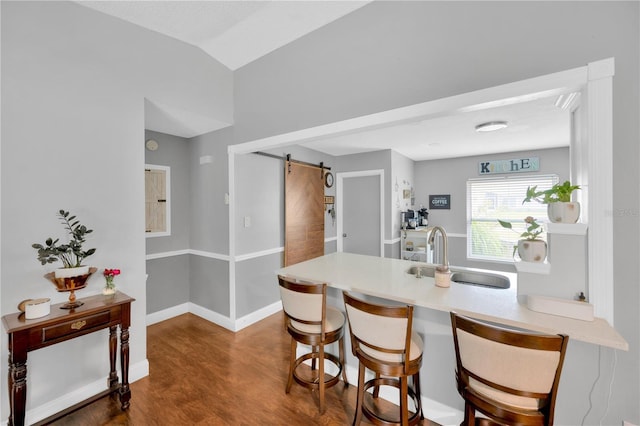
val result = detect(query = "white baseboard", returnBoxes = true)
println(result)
[146,302,189,325]
[24,359,149,426]
[146,300,283,332]
[188,302,235,330]
[234,301,283,331]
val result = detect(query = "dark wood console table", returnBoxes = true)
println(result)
[2,291,135,426]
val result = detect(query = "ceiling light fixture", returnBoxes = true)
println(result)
[475,121,508,132]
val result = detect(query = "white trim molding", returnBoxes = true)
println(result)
[586,57,615,324]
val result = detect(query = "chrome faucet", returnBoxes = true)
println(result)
[428,226,449,271]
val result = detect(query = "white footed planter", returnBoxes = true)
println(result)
[54,265,90,279]
[547,202,580,224]
[517,240,547,263]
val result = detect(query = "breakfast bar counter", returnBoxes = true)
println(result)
[277,252,628,351]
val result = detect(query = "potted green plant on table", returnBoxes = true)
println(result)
[32,210,97,279]
[523,180,581,223]
[498,216,547,263]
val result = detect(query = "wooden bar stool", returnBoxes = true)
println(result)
[342,291,423,426]
[278,275,348,414]
[450,311,569,426]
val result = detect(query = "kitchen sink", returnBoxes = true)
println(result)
[450,271,510,289]
[406,266,435,277]
[406,265,510,289]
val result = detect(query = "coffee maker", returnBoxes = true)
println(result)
[417,207,429,227]
[402,208,429,229]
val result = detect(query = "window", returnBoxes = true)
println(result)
[467,175,558,261]
[145,164,171,237]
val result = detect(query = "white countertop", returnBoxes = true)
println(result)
[276,252,628,351]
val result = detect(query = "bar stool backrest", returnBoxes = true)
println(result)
[278,277,327,336]
[343,292,414,369]
[450,312,569,425]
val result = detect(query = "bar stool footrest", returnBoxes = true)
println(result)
[361,377,422,426]
[292,351,344,391]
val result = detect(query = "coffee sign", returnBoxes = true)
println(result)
[429,194,450,210]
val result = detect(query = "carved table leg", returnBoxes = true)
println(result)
[8,355,27,426]
[119,326,131,410]
[108,325,119,390]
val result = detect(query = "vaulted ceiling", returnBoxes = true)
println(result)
[78,1,570,160]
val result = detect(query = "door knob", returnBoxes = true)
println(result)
[343,233,347,237]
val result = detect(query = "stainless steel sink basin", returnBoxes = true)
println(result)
[406,265,510,289]
[406,266,435,277]
[450,271,510,289]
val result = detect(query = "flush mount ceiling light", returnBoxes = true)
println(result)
[475,121,508,132]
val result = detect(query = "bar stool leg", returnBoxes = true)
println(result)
[372,372,381,398]
[318,344,326,414]
[413,372,423,419]
[353,363,366,426]
[400,376,409,426]
[286,339,296,393]
[339,336,349,386]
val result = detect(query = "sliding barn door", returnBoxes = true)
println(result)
[284,161,324,266]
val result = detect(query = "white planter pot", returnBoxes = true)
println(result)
[517,240,547,263]
[547,202,580,223]
[54,265,90,279]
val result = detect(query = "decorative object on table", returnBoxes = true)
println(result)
[523,180,581,223]
[103,268,121,295]
[32,209,97,308]
[18,298,51,319]
[498,216,547,263]
[45,267,97,309]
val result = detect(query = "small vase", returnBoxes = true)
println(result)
[102,286,116,295]
[547,202,580,223]
[517,239,547,263]
[54,265,90,279]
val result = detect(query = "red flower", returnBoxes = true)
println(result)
[104,268,121,277]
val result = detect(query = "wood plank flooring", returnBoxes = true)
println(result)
[48,312,439,425]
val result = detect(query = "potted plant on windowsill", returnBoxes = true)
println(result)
[523,180,581,223]
[32,210,97,278]
[498,216,547,263]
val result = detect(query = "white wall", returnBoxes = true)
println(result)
[1,2,232,422]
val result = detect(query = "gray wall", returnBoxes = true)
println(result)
[1,1,232,419]
[233,2,639,424]
[233,145,338,316]
[189,128,232,255]
[145,127,232,317]
[414,147,570,272]
[145,130,191,253]
[144,130,192,312]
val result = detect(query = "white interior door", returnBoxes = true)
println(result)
[337,170,384,256]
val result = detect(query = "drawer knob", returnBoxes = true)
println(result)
[71,320,86,330]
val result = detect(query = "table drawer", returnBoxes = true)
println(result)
[42,311,112,343]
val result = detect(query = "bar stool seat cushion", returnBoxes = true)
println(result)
[468,378,542,411]
[291,306,345,334]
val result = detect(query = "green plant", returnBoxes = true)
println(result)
[498,216,544,257]
[32,210,96,268]
[498,216,544,241]
[523,180,581,204]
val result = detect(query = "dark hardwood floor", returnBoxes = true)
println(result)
[48,312,439,425]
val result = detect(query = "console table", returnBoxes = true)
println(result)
[2,291,135,426]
